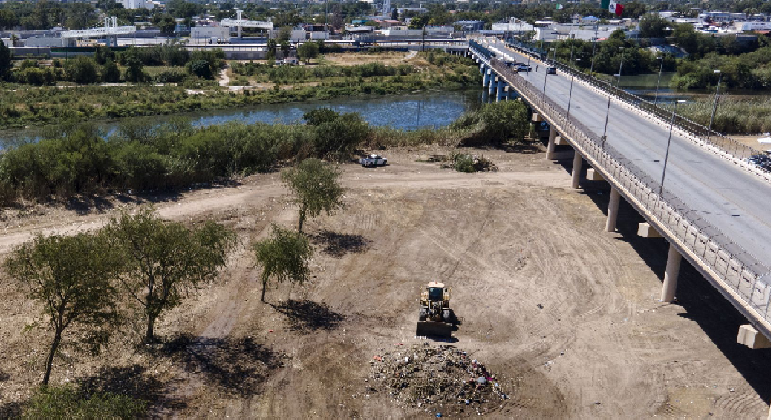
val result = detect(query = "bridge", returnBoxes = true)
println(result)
[467,38,771,354]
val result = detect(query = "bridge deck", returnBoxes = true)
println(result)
[472,39,771,334]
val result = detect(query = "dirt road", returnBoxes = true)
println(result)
[1,147,770,418]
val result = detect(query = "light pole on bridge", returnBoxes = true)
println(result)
[653,55,664,106]
[567,58,580,121]
[659,99,687,196]
[542,47,555,101]
[589,37,597,75]
[709,69,722,134]
[615,47,625,89]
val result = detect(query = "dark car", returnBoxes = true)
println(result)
[517,64,532,72]
[546,66,557,74]
[746,154,771,172]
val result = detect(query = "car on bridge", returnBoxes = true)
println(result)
[745,154,771,172]
[517,64,532,72]
[546,66,557,75]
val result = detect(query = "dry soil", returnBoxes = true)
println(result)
[1,146,770,418]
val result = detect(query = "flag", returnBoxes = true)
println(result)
[615,3,624,16]
[600,0,610,10]
[608,1,616,14]
[556,3,564,9]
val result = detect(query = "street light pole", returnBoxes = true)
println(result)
[589,37,597,75]
[542,47,554,101]
[601,94,611,149]
[615,47,624,89]
[567,58,578,120]
[708,69,722,133]
[659,100,686,195]
[654,55,664,105]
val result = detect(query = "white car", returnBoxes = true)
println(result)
[360,154,388,167]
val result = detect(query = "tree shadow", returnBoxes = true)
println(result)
[578,182,771,405]
[60,179,242,215]
[156,334,285,398]
[0,370,9,382]
[270,299,346,333]
[311,230,371,258]
[0,402,22,419]
[76,364,187,413]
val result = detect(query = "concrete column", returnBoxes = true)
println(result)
[605,187,620,232]
[571,151,583,189]
[488,73,499,97]
[483,69,491,87]
[497,82,508,101]
[546,125,556,160]
[661,244,682,302]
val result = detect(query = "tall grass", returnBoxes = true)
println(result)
[675,95,771,134]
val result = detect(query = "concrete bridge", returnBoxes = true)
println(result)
[468,38,771,357]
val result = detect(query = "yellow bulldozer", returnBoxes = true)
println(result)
[416,282,456,338]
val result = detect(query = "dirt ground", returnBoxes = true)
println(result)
[1,146,771,418]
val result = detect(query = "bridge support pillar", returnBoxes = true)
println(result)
[571,151,583,189]
[483,69,491,87]
[605,187,621,232]
[546,125,556,160]
[489,76,498,96]
[661,244,682,302]
[497,82,508,101]
[737,325,771,349]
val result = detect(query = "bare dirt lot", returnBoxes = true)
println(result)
[1,146,770,418]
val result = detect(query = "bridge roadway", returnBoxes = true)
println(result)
[475,39,771,337]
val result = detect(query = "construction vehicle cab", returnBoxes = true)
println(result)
[417,282,455,337]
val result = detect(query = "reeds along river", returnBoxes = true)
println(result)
[0,90,484,146]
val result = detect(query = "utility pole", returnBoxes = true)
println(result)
[709,69,722,133]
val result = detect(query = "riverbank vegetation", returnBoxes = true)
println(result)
[0,51,479,129]
[675,95,771,134]
[0,100,530,205]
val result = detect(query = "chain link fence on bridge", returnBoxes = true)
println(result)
[469,41,771,332]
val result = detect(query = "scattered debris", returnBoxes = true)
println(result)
[368,343,508,416]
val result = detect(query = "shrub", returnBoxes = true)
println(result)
[22,385,146,419]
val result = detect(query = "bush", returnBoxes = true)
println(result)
[22,385,146,419]
[453,153,476,172]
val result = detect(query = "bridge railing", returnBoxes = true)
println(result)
[478,51,771,331]
[500,42,763,161]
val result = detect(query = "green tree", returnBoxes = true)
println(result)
[253,224,313,302]
[297,41,319,64]
[266,39,277,62]
[101,58,120,83]
[4,232,121,385]
[638,14,669,38]
[281,158,345,233]
[67,56,99,84]
[672,22,699,55]
[0,41,12,81]
[124,54,145,83]
[187,59,213,79]
[303,108,369,160]
[409,16,429,29]
[479,100,530,145]
[105,208,236,343]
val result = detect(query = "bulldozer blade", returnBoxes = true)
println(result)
[416,321,453,338]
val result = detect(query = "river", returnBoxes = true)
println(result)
[0,90,483,146]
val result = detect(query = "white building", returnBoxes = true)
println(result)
[191,26,229,42]
[492,18,534,32]
[734,21,771,31]
[120,0,154,10]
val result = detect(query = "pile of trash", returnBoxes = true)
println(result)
[368,343,508,416]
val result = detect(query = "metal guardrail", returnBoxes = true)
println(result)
[496,40,764,161]
[468,41,771,335]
